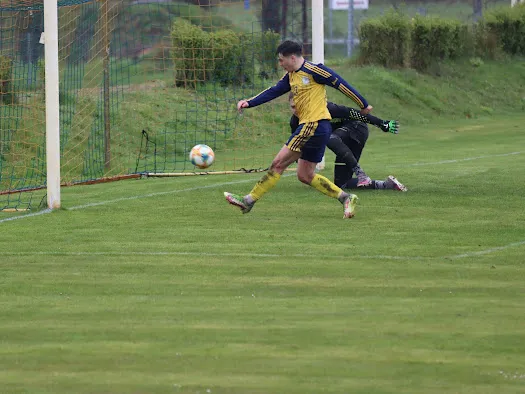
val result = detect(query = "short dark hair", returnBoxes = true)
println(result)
[276,40,302,57]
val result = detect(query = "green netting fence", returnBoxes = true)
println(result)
[0,0,311,210]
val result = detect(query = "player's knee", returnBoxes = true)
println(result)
[297,171,314,185]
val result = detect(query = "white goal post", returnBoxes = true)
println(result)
[43,0,61,209]
[312,0,327,171]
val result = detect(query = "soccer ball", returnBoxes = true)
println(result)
[189,144,215,169]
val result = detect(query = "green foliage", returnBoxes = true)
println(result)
[171,19,211,88]
[359,5,525,72]
[469,56,484,67]
[0,55,16,105]
[111,3,234,65]
[209,29,250,85]
[483,4,525,56]
[171,19,260,87]
[472,21,503,59]
[410,16,469,71]
[358,11,411,68]
[254,30,281,79]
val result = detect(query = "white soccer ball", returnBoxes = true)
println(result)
[189,144,215,169]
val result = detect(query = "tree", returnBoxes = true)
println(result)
[261,0,282,33]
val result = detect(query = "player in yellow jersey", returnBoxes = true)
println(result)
[224,40,372,219]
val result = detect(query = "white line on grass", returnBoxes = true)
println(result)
[0,175,268,224]
[1,240,525,261]
[0,208,53,223]
[399,151,523,167]
[447,240,525,259]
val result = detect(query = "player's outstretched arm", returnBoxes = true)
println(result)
[327,102,399,134]
[242,73,291,110]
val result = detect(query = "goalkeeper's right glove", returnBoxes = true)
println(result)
[381,120,399,134]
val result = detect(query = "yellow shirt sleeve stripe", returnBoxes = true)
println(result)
[304,63,331,78]
[339,84,364,108]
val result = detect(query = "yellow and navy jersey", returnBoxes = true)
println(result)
[247,60,369,125]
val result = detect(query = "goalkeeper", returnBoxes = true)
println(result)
[289,94,407,191]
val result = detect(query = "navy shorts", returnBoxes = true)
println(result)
[286,120,331,163]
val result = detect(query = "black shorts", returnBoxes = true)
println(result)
[286,120,331,163]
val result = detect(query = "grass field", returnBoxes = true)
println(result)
[2,5,525,388]
[1,111,525,393]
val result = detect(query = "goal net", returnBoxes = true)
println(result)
[0,0,313,210]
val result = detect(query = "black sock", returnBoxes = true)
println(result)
[343,178,376,189]
[374,180,387,189]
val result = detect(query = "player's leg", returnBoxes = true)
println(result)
[328,123,371,187]
[342,178,374,189]
[225,123,306,214]
[247,145,300,200]
[224,145,300,213]
[330,122,355,188]
[347,121,369,162]
[297,121,358,219]
[334,158,354,188]
[383,175,408,191]
[345,122,371,187]
[342,176,407,191]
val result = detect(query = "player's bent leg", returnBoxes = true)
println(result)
[270,145,302,174]
[296,159,317,185]
[328,132,370,187]
[224,146,301,214]
[298,159,358,219]
[248,146,300,201]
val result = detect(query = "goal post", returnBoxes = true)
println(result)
[311,0,326,171]
[311,0,325,65]
[43,0,61,209]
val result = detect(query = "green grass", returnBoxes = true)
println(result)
[2,5,525,391]
[1,111,525,393]
[332,57,525,124]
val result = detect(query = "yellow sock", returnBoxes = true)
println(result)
[249,170,281,201]
[309,174,343,199]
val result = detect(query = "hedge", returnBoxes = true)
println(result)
[410,16,468,71]
[359,5,525,71]
[171,19,280,88]
[358,11,411,68]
